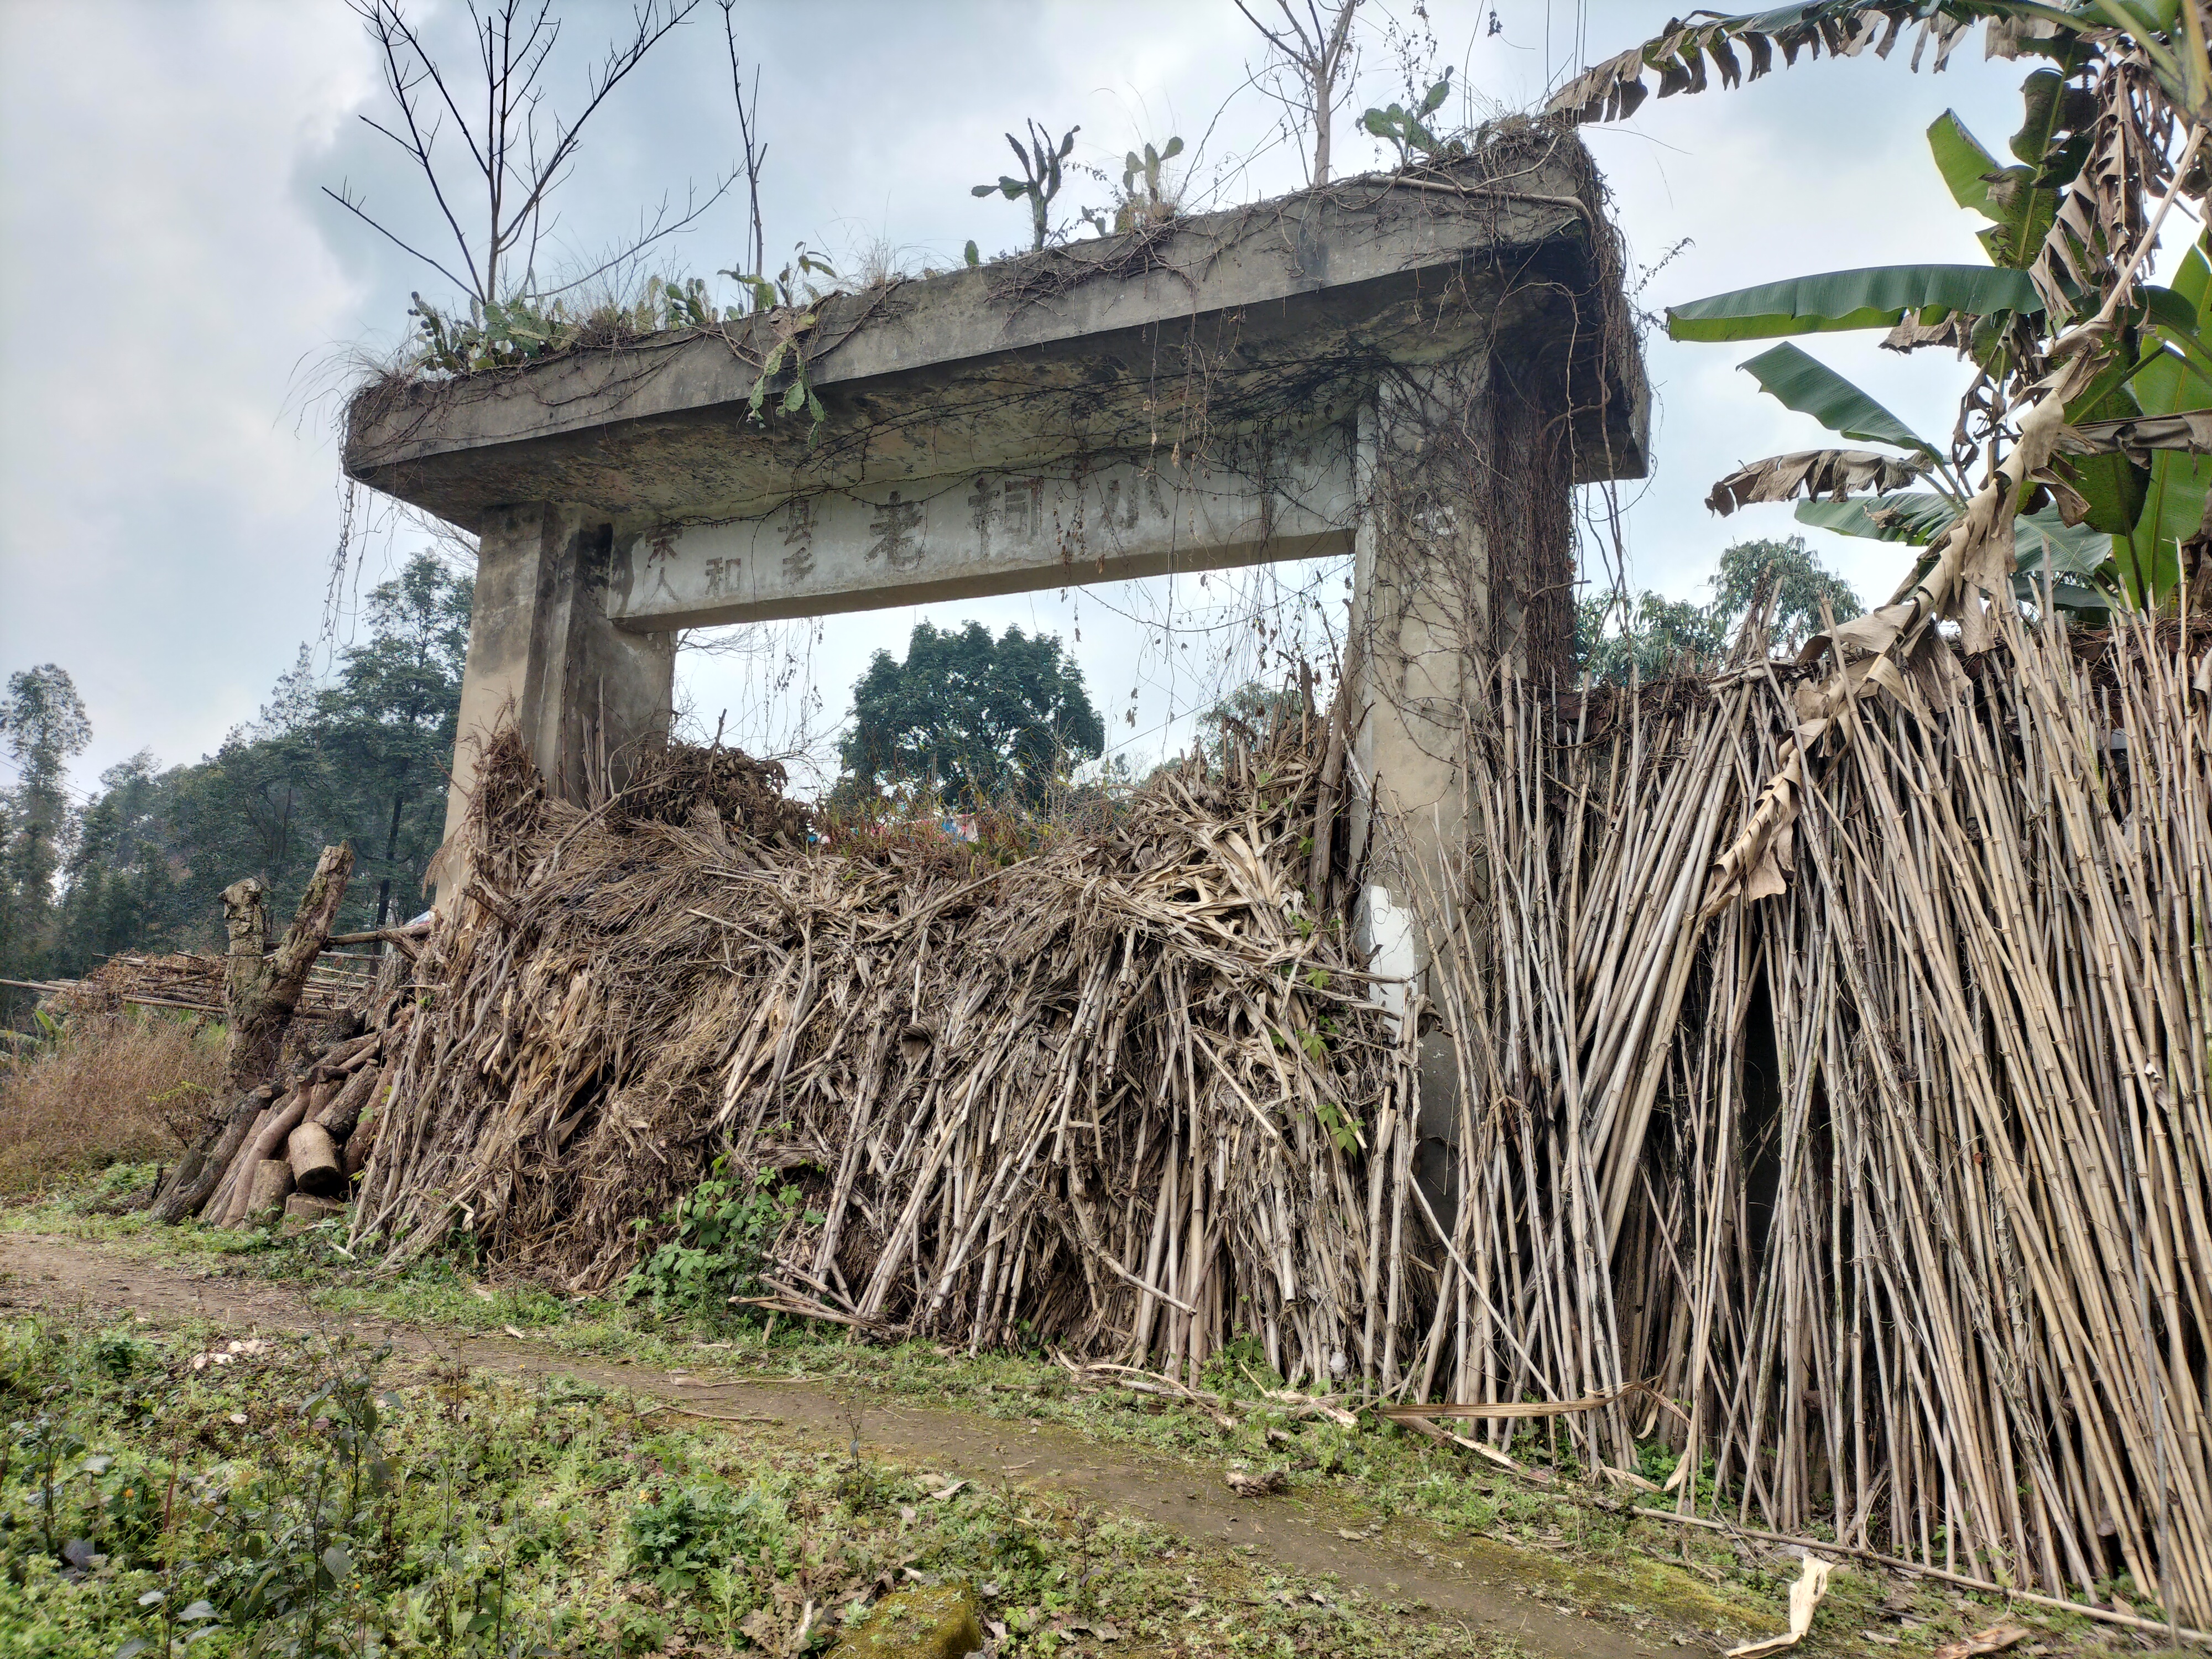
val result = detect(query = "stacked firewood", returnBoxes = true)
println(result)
[195,1003,412,1229]
[145,847,426,1230]
[80,951,375,1021]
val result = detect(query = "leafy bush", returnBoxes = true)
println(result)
[622,1158,804,1326]
[625,1481,785,1594]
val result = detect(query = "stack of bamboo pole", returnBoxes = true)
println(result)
[351,610,2209,1614]
[1408,608,2210,1618]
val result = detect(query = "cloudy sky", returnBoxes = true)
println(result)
[0,0,2035,799]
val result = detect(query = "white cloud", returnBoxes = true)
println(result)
[0,0,374,787]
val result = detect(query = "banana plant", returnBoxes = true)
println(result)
[1548,0,2212,915]
[1621,13,2212,614]
[973,121,1079,252]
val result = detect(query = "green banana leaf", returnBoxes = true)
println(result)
[2060,380,2152,537]
[1668,265,2040,342]
[1796,493,2110,574]
[2015,508,2113,578]
[1740,343,1947,461]
[2120,234,2212,603]
[1927,108,2059,270]
[1794,491,1961,544]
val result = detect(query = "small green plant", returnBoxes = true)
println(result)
[973,119,1079,251]
[13,1413,85,1559]
[625,1485,732,1594]
[717,241,837,316]
[1114,137,1184,231]
[622,1158,801,1325]
[1361,73,1463,166]
[410,273,758,377]
[719,243,838,442]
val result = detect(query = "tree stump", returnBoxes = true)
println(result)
[222,846,354,1093]
[149,845,353,1225]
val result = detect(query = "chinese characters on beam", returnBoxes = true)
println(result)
[604,430,1356,630]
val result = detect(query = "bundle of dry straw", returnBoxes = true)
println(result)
[356,722,1421,1389]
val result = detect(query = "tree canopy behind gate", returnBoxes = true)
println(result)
[839,620,1104,810]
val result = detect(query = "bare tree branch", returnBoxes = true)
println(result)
[335,0,702,309]
[321,181,479,298]
[1235,0,1361,185]
[718,0,769,280]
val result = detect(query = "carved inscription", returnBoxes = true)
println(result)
[780,498,816,582]
[604,430,1358,628]
[642,528,680,606]
[867,490,925,570]
[965,475,1045,558]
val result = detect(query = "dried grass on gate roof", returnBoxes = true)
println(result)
[356,724,1413,1384]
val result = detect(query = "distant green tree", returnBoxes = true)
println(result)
[0,664,91,987]
[315,555,473,927]
[841,621,1104,808]
[1707,536,1867,655]
[1197,680,1304,768]
[53,753,180,975]
[1575,536,1864,685]
[50,550,474,961]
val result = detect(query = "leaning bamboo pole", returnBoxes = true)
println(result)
[1397,611,2211,1620]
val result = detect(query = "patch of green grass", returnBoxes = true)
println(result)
[1,1309,1560,1657]
[0,1176,2107,1657]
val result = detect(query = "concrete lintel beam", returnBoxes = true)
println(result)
[345,148,1647,528]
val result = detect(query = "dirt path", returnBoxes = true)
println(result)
[2,1232,1683,1658]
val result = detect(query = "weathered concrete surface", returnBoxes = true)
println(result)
[440,504,674,847]
[608,427,1355,629]
[342,139,1647,940]
[345,150,1646,535]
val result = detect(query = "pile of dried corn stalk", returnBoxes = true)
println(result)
[1405,608,2210,1619]
[355,724,1421,1389]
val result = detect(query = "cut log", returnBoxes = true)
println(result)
[281,1193,346,1233]
[220,845,354,1094]
[217,1089,315,1228]
[315,1062,380,1138]
[199,1102,275,1225]
[318,1030,383,1077]
[243,1158,294,1222]
[148,1082,275,1225]
[288,1121,344,1198]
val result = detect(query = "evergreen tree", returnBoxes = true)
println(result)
[1575,536,1864,685]
[52,753,180,975]
[315,554,473,927]
[22,550,475,973]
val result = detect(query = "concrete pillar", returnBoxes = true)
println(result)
[1342,358,1499,1206]
[439,503,676,870]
